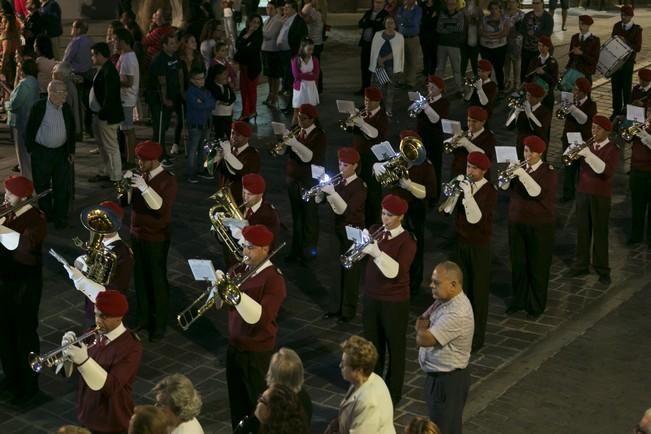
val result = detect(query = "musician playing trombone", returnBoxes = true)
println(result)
[464,59,497,118]
[627,108,651,247]
[446,106,496,177]
[500,137,557,318]
[0,175,47,404]
[506,82,551,160]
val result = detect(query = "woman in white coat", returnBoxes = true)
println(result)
[369,16,404,117]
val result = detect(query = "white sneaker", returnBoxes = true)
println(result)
[170,143,179,155]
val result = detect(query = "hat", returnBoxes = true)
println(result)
[242,173,266,195]
[299,104,319,119]
[399,129,422,141]
[592,115,612,132]
[364,86,383,101]
[95,290,128,317]
[478,59,493,72]
[467,106,488,122]
[578,15,594,25]
[4,176,33,198]
[523,136,546,154]
[99,201,124,221]
[638,68,651,82]
[467,151,491,170]
[241,224,274,246]
[427,75,445,90]
[135,140,163,161]
[381,194,408,215]
[621,5,634,16]
[575,77,592,94]
[538,35,553,48]
[337,147,360,164]
[525,82,545,98]
[231,120,252,138]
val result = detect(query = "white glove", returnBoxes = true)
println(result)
[639,130,651,147]
[130,174,148,192]
[362,241,381,258]
[473,80,482,90]
[399,177,411,190]
[577,146,590,157]
[0,216,6,225]
[229,225,243,240]
[62,331,77,347]
[64,342,89,365]
[321,183,336,195]
[221,140,233,155]
[373,163,387,177]
[513,166,527,178]
[65,264,84,282]
[460,179,472,197]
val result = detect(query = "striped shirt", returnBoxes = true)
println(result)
[418,292,474,373]
[35,99,67,148]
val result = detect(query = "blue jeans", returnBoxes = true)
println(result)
[186,125,209,177]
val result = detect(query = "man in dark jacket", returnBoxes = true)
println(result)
[277,1,308,99]
[357,0,389,93]
[88,42,124,184]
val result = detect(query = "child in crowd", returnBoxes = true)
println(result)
[291,38,320,123]
[207,63,236,141]
[185,68,216,183]
[214,41,238,89]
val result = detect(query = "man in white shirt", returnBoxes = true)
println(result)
[115,28,140,166]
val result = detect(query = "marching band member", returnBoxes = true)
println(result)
[0,175,47,404]
[241,173,281,244]
[223,225,287,429]
[568,115,619,285]
[501,136,558,317]
[560,77,596,202]
[507,82,551,160]
[62,290,143,434]
[566,15,600,82]
[416,75,449,200]
[628,109,651,247]
[320,148,367,323]
[525,35,558,111]
[445,152,497,351]
[351,86,389,226]
[610,6,642,119]
[285,104,326,263]
[631,68,651,107]
[464,59,497,118]
[362,194,416,405]
[215,121,262,206]
[447,106,496,177]
[130,140,178,342]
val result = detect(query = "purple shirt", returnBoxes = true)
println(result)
[63,34,93,74]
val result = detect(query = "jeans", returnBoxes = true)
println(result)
[186,125,209,178]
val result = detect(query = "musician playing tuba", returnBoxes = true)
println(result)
[446,106,496,177]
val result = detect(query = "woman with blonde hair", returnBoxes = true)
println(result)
[404,417,442,434]
[266,347,312,423]
[152,374,204,434]
[128,405,168,434]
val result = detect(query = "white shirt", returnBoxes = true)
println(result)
[104,323,127,344]
[344,173,358,186]
[277,13,297,50]
[147,165,164,181]
[35,99,67,148]
[594,138,609,151]
[245,198,262,217]
[117,51,140,107]
[384,224,404,240]
[171,417,204,434]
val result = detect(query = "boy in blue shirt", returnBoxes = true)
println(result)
[185,68,216,183]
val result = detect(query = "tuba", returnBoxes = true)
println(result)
[209,186,246,262]
[562,137,595,166]
[72,206,121,286]
[621,120,650,141]
[340,226,385,269]
[374,135,426,187]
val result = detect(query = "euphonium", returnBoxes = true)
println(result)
[496,160,530,189]
[338,109,367,131]
[444,131,472,153]
[301,172,345,202]
[340,226,385,270]
[208,186,246,262]
[621,120,650,141]
[374,135,426,186]
[269,125,300,157]
[29,327,101,373]
[72,206,121,285]
[562,137,595,166]
[407,92,435,118]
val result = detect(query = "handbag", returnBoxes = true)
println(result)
[374,67,391,86]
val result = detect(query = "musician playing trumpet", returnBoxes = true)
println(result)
[506,82,551,160]
[630,68,651,107]
[319,148,366,323]
[447,106,496,177]
[464,59,497,118]
[501,137,558,317]
[628,108,651,247]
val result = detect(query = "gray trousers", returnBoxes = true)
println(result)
[435,45,462,91]
[403,36,422,87]
[92,115,122,181]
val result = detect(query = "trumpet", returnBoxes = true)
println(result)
[441,176,474,198]
[115,169,141,200]
[496,160,531,189]
[269,125,300,157]
[444,131,472,153]
[407,92,435,118]
[29,327,101,373]
[340,226,385,269]
[555,101,573,120]
[464,76,478,91]
[562,137,595,166]
[338,109,368,131]
[301,172,345,202]
[621,120,650,141]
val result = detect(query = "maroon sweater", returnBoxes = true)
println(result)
[516,104,552,149]
[334,177,366,230]
[3,207,46,268]
[363,225,416,302]
[351,109,389,154]
[228,264,286,352]
[218,146,261,205]
[611,21,642,63]
[130,170,177,241]
[78,329,143,432]
[508,163,558,224]
[451,129,496,177]
[391,160,437,204]
[287,127,326,184]
[567,33,600,75]
[631,128,651,171]
[577,140,619,197]
[562,98,597,147]
[455,182,497,246]
[467,81,498,118]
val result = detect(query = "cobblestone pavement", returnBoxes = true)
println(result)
[0,9,651,434]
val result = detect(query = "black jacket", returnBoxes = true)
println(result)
[358,8,389,46]
[92,61,125,124]
[288,15,308,55]
[234,29,263,79]
[25,98,76,155]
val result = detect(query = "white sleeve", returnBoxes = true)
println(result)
[402,179,427,199]
[373,251,399,278]
[462,195,482,224]
[439,194,460,214]
[0,224,20,250]
[326,192,348,215]
[460,137,484,154]
[287,137,314,162]
[569,105,588,124]
[423,104,440,123]
[477,86,489,105]
[582,148,606,174]
[77,357,108,391]
[356,119,379,138]
[223,152,244,171]
[141,186,163,210]
[505,108,522,127]
[73,275,106,303]
[517,171,542,197]
[526,110,542,127]
[638,130,651,148]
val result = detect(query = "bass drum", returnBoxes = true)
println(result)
[597,36,633,78]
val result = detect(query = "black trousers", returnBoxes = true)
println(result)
[480,45,508,90]
[363,297,409,405]
[576,192,611,276]
[451,241,491,349]
[561,154,579,201]
[226,345,272,429]
[520,49,538,83]
[287,178,319,257]
[360,41,372,90]
[404,199,426,293]
[132,237,171,335]
[149,99,183,149]
[279,50,294,95]
[31,145,71,225]
[611,61,634,116]
[334,230,362,317]
[461,44,479,77]
[629,169,651,243]
[420,34,437,76]
[314,44,324,93]
[425,369,470,434]
[213,115,233,141]
[360,152,382,226]
[0,268,42,398]
[508,223,555,316]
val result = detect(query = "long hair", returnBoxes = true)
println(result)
[260,385,308,434]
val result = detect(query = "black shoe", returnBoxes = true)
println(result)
[505,306,521,315]
[186,176,199,184]
[526,311,542,320]
[598,274,611,285]
[12,164,19,173]
[161,158,175,168]
[323,311,340,319]
[337,315,353,324]
[569,268,589,277]
[88,174,110,183]
[281,108,293,116]
[197,172,214,180]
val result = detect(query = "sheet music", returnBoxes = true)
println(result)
[566,132,584,145]
[188,259,218,281]
[626,104,646,122]
[311,164,325,180]
[495,146,519,163]
[345,226,364,244]
[271,121,288,135]
[336,100,356,114]
[371,141,395,161]
[442,119,462,135]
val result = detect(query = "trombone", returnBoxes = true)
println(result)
[562,137,595,166]
[269,125,300,157]
[301,172,345,202]
[496,160,531,189]
[0,188,51,218]
[29,327,101,373]
[340,226,385,269]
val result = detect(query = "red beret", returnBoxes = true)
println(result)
[242,173,266,195]
[621,5,634,16]
[337,147,360,164]
[241,224,274,246]
[381,194,408,215]
[135,140,163,161]
[427,75,445,90]
[592,115,612,132]
[638,68,651,82]
[467,106,488,122]
[231,120,252,138]
[299,104,319,119]
[364,86,383,101]
[578,15,593,25]
[538,35,553,48]
[478,59,492,72]
[399,129,422,141]
[99,201,124,221]
[575,77,592,94]
[467,151,491,170]
[4,176,33,198]
[95,289,128,317]
[523,136,546,154]
[525,82,545,98]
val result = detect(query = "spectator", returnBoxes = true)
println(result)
[435,0,465,96]
[266,348,313,424]
[214,40,238,88]
[39,0,61,56]
[234,14,262,121]
[6,58,39,179]
[52,62,81,137]
[479,1,509,93]
[503,0,524,93]
[357,0,389,94]
[199,18,222,71]
[152,374,204,434]
[115,28,140,166]
[120,10,144,62]
[405,417,442,434]
[223,0,236,55]
[0,10,20,86]
[518,0,552,84]
[261,1,283,108]
[34,34,55,94]
[291,38,319,123]
[395,0,421,89]
[460,0,482,80]
[13,0,27,17]
[184,67,215,183]
[635,408,651,434]
[242,385,308,434]
[178,32,205,88]
[106,20,125,66]
[128,405,168,434]
[23,0,46,53]
[276,1,307,103]
[207,63,235,140]
[369,15,404,117]
[63,19,93,75]
[301,0,324,93]
[419,0,440,77]
[143,8,175,69]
